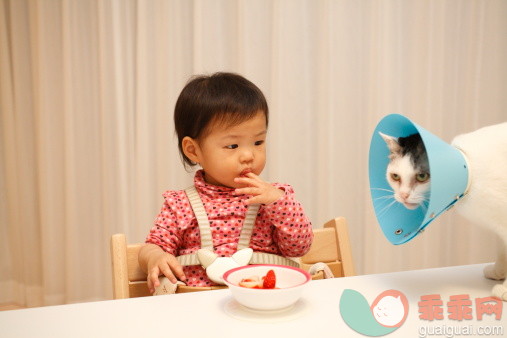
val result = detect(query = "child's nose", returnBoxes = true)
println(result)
[239,148,254,162]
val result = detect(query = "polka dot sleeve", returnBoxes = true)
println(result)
[145,191,182,256]
[262,184,314,257]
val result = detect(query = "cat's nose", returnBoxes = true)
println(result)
[400,192,410,200]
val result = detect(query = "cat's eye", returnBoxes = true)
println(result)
[416,173,430,182]
[390,173,400,181]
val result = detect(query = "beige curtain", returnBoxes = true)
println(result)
[1,0,506,307]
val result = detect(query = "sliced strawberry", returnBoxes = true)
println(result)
[239,276,261,288]
[262,269,276,289]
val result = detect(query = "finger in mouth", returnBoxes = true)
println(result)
[239,169,252,177]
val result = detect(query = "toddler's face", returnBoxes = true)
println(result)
[196,111,267,188]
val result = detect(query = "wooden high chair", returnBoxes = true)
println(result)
[110,217,355,299]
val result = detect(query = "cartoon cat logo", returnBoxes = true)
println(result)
[340,289,409,336]
[371,290,409,328]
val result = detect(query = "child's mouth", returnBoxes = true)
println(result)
[239,169,252,177]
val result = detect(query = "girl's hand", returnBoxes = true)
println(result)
[234,172,284,205]
[146,250,186,293]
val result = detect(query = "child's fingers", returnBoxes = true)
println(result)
[244,195,263,205]
[234,177,255,187]
[243,172,259,179]
[234,175,264,186]
[159,263,178,284]
[168,258,186,282]
[235,187,261,196]
[148,269,160,293]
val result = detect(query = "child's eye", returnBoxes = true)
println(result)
[254,140,265,146]
[225,144,238,149]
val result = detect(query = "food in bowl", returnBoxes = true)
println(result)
[223,264,311,311]
[239,269,277,289]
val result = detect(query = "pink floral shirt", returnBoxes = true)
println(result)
[146,170,314,286]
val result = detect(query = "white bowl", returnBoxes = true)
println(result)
[223,264,311,311]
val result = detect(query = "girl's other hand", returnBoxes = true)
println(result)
[234,172,284,205]
[146,251,186,293]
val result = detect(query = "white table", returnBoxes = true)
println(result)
[1,264,505,337]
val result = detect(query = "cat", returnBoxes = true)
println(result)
[380,122,507,301]
[379,133,431,210]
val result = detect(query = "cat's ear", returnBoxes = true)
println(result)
[379,132,401,154]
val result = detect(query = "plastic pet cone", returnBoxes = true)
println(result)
[369,114,470,245]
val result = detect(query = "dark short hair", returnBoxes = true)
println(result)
[174,72,269,167]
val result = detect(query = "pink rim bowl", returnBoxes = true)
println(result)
[222,264,311,311]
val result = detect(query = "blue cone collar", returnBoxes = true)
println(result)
[369,114,470,245]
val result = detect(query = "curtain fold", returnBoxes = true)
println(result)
[1,0,506,306]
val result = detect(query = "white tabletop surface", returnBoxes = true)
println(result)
[1,263,505,338]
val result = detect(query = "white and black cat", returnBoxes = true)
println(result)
[380,122,507,301]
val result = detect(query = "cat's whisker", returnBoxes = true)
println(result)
[376,200,397,218]
[371,187,395,193]
[374,195,395,201]
[371,187,396,211]
[373,195,396,210]
[415,198,431,216]
[374,198,392,210]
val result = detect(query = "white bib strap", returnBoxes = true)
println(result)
[251,252,300,267]
[177,253,200,266]
[237,203,260,249]
[178,185,300,269]
[178,252,300,268]
[185,186,213,250]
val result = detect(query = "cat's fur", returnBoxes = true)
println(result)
[380,133,431,210]
[381,122,507,301]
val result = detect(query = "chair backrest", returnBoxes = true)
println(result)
[110,216,355,299]
[110,235,149,299]
[300,217,355,278]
